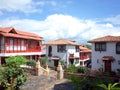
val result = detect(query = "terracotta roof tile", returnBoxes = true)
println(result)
[0,27,13,33]
[88,35,120,43]
[102,56,115,61]
[45,39,79,46]
[0,27,43,40]
[16,30,41,38]
[79,45,91,52]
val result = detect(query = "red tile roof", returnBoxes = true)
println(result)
[0,27,13,33]
[45,39,79,46]
[102,56,115,61]
[79,45,91,53]
[88,35,120,43]
[0,27,43,40]
[51,56,60,60]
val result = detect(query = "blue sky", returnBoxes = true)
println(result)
[0,0,120,44]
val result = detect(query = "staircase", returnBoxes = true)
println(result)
[20,69,74,90]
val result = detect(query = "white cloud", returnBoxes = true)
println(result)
[0,11,3,16]
[105,15,120,24]
[49,1,57,6]
[0,14,120,43]
[0,0,73,14]
[0,0,42,13]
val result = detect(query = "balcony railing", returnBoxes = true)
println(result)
[80,56,90,60]
[0,44,41,53]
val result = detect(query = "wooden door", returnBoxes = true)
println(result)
[104,61,111,72]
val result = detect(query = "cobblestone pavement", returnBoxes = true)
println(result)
[20,70,74,90]
[20,75,74,90]
[20,75,56,90]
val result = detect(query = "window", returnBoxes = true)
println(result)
[75,46,79,52]
[21,40,25,50]
[95,42,106,51]
[57,45,66,52]
[116,42,120,54]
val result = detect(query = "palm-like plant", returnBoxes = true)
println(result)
[98,83,120,90]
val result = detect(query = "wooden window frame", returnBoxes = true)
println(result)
[95,42,106,51]
[57,45,66,53]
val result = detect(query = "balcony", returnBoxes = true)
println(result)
[80,56,90,60]
[27,46,41,52]
[0,44,41,53]
[69,54,79,59]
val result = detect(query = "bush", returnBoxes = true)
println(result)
[68,73,112,90]
[65,65,88,74]
[65,65,77,73]
[26,60,36,67]
[60,60,65,65]
[40,57,48,66]
[77,66,88,74]
[6,55,27,67]
[0,56,27,90]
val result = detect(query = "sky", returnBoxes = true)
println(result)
[0,0,120,44]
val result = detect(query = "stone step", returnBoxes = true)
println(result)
[20,75,57,90]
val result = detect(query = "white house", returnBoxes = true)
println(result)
[88,35,120,72]
[45,39,80,67]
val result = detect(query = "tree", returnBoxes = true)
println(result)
[86,44,92,49]
[0,56,27,90]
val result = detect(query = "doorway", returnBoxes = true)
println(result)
[48,46,52,57]
[104,60,111,72]
[69,59,74,65]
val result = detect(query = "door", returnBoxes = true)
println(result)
[69,59,74,65]
[104,61,111,72]
[54,60,58,67]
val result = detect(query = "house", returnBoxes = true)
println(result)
[88,35,120,72]
[79,45,91,66]
[45,39,80,67]
[0,27,43,64]
[41,45,46,57]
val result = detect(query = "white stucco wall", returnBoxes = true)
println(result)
[92,42,120,72]
[46,45,80,66]
[41,46,46,55]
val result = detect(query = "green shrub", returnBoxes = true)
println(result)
[77,66,88,74]
[40,57,48,66]
[0,56,27,90]
[65,65,88,74]
[26,60,36,67]
[97,83,120,90]
[65,65,77,73]
[60,60,65,65]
